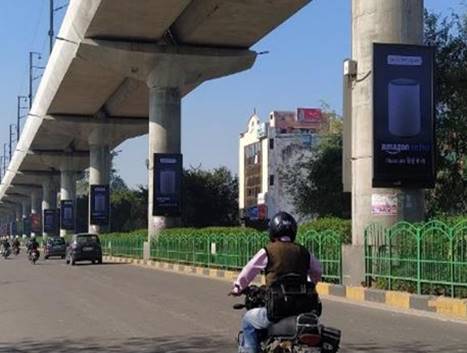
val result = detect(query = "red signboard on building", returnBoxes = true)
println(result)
[297,108,322,123]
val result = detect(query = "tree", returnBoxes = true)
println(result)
[182,167,239,227]
[110,186,147,232]
[424,9,467,216]
[280,106,350,219]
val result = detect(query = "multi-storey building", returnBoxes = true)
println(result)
[239,108,328,226]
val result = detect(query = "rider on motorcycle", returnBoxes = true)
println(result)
[12,235,20,248]
[27,235,39,255]
[230,211,322,353]
[1,236,11,249]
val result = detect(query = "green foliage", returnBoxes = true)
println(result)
[110,186,147,232]
[182,167,239,227]
[299,217,351,244]
[281,106,350,219]
[424,10,467,216]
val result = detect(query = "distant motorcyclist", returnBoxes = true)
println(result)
[1,237,11,250]
[27,235,39,255]
[230,211,322,353]
[1,237,11,258]
[12,236,21,255]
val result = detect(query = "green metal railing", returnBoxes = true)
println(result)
[150,230,342,283]
[101,237,144,259]
[99,230,342,283]
[365,221,467,298]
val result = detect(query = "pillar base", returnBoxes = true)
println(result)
[342,244,365,287]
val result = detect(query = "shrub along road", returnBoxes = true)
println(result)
[0,254,465,353]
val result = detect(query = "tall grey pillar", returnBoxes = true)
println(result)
[30,189,41,237]
[147,86,182,239]
[88,128,111,234]
[22,199,31,237]
[351,0,424,245]
[60,170,76,237]
[343,0,425,286]
[42,177,57,237]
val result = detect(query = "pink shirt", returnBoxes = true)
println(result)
[233,239,322,292]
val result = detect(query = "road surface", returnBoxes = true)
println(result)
[0,254,465,353]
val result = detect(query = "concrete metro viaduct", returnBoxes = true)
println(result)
[0,0,312,237]
[0,0,426,285]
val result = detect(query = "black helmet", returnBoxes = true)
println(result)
[268,212,297,242]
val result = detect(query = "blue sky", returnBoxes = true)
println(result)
[0,1,464,188]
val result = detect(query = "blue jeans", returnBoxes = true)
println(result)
[238,308,271,353]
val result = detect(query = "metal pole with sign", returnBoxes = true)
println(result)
[90,185,110,226]
[153,153,183,217]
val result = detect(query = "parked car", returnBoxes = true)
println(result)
[44,237,66,259]
[66,233,103,265]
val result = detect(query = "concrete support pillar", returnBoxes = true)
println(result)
[147,85,182,239]
[42,177,57,237]
[22,199,31,237]
[30,189,41,237]
[60,169,76,237]
[345,0,424,285]
[15,204,22,237]
[88,126,111,234]
[351,0,424,244]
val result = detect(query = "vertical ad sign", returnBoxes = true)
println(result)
[43,209,59,234]
[90,185,110,225]
[31,214,42,233]
[153,153,183,217]
[60,200,75,230]
[373,43,435,188]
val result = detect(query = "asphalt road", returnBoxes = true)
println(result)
[0,253,466,353]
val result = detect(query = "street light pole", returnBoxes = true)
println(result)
[29,52,44,109]
[17,96,28,141]
[49,0,54,54]
[9,124,16,161]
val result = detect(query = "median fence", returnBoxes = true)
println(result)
[101,229,343,284]
[365,220,467,298]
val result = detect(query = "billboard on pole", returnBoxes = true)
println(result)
[60,200,75,230]
[373,43,435,188]
[90,185,110,225]
[153,153,183,217]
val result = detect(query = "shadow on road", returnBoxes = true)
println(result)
[342,341,466,353]
[0,335,235,353]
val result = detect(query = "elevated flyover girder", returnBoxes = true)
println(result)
[0,0,312,234]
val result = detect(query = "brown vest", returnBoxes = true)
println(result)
[264,241,310,286]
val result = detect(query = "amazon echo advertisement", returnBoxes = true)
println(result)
[153,153,183,217]
[373,43,435,188]
[90,185,110,225]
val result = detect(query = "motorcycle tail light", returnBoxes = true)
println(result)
[299,334,321,347]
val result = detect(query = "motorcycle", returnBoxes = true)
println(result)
[29,249,40,264]
[234,282,341,353]
[2,247,11,259]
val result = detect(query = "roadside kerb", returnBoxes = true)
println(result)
[103,255,467,321]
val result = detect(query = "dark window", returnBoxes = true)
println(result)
[269,138,274,149]
[269,175,275,186]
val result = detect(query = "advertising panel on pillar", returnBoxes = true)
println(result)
[60,200,75,230]
[23,217,31,236]
[373,43,435,188]
[31,214,42,234]
[90,185,110,225]
[153,153,183,217]
[43,209,59,234]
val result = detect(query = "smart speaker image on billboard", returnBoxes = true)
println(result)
[60,200,75,230]
[153,153,183,217]
[90,185,110,225]
[373,43,435,188]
